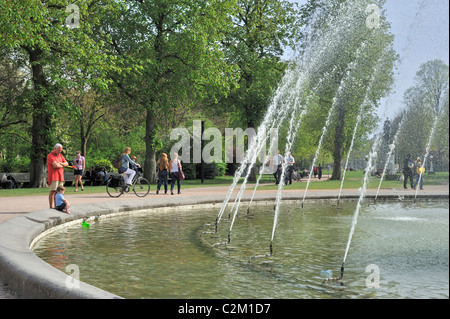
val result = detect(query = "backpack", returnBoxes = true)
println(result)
[113,156,122,169]
[108,175,124,188]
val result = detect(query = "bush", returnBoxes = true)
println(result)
[177,162,226,179]
[83,157,114,172]
[196,161,227,179]
[0,156,30,173]
[94,159,114,172]
[182,162,196,180]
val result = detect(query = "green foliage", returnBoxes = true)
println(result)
[221,0,301,128]
[93,159,114,172]
[0,156,30,173]
[182,163,197,180]
[3,0,445,189]
[294,0,398,179]
[392,60,449,171]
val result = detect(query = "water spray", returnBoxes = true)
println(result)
[212,232,231,247]
[414,110,442,203]
[322,262,345,284]
[248,241,273,263]
[302,41,369,209]
[323,135,381,285]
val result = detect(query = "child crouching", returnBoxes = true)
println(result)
[55,186,71,214]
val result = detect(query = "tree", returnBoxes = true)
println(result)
[297,0,397,180]
[102,0,239,183]
[393,60,449,170]
[66,90,109,157]
[0,0,117,187]
[0,54,29,133]
[221,0,300,129]
[0,54,31,168]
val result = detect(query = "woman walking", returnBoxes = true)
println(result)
[169,152,182,195]
[73,150,85,192]
[156,153,169,194]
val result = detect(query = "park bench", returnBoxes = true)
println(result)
[0,172,75,188]
[83,168,107,186]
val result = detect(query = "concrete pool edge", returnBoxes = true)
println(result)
[0,192,448,299]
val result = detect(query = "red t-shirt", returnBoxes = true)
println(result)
[47,151,66,185]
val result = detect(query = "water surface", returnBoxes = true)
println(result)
[33,201,449,299]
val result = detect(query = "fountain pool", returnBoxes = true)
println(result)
[32,200,449,299]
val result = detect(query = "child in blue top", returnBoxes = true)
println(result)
[55,186,71,214]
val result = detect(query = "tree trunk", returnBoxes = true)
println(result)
[81,133,88,158]
[27,48,52,188]
[144,107,157,184]
[80,117,91,157]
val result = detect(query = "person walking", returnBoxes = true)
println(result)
[402,153,414,189]
[413,160,425,190]
[47,143,69,209]
[156,153,169,194]
[169,152,182,195]
[271,150,283,185]
[284,152,295,185]
[318,164,323,180]
[73,150,85,192]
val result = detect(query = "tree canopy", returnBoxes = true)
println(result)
[1,0,446,187]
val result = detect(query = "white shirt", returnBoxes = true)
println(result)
[286,155,295,166]
[273,154,283,165]
[171,160,179,172]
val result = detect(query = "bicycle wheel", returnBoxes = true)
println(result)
[133,177,150,197]
[106,178,123,198]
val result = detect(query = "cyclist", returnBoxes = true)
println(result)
[119,147,140,186]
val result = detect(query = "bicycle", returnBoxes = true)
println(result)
[106,167,150,198]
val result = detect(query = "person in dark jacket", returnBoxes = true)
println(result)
[403,154,414,189]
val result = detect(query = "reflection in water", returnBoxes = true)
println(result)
[33,201,449,299]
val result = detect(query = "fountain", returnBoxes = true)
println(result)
[1,0,448,301]
[210,0,448,285]
[24,0,450,300]
[212,0,394,255]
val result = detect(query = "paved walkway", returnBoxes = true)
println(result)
[1,183,448,298]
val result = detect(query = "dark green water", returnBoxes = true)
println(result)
[33,201,449,299]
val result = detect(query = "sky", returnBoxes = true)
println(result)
[286,0,449,124]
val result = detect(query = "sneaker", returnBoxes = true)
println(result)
[156,189,159,195]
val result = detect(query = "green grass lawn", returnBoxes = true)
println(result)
[0,171,447,197]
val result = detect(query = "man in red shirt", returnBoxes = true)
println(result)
[47,143,69,208]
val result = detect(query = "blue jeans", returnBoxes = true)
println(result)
[157,170,168,193]
[413,174,423,189]
[170,171,181,193]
